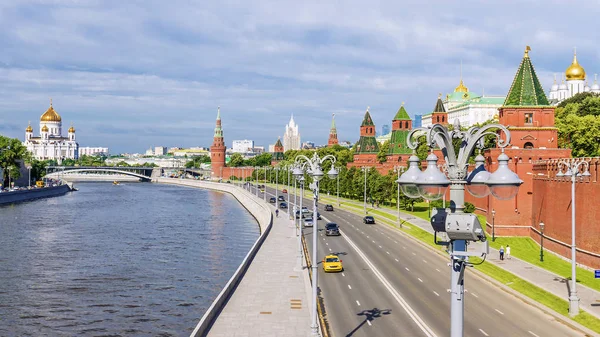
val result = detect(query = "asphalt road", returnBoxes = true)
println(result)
[250,183,585,337]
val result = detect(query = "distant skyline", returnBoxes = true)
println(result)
[0,1,599,153]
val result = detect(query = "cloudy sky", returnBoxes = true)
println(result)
[0,1,598,153]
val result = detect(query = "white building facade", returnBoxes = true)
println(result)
[79,147,109,157]
[548,51,600,104]
[232,139,254,153]
[24,101,79,161]
[283,115,301,151]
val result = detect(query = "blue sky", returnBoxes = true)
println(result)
[0,1,598,153]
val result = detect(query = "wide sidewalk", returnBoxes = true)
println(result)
[207,191,312,337]
[320,194,600,319]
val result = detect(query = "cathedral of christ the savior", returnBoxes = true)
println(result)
[23,100,79,162]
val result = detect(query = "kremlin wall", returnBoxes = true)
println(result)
[210,47,600,269]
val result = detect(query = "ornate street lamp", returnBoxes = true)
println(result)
[294,152,337,337]
[396,121,522,337]
[539,221,545,262]
[555,158,591,316]
[292,164,305,272]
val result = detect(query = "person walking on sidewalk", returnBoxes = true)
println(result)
[275,209,279,218]
[506,245,511,259]
[499,246,505,261]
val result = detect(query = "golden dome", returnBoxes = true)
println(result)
[565,52,586,80]
[26,123,33,132]
[68,125,75,133]
[40,100,62,122]
[41,124,49,132]
[454,79,469,93]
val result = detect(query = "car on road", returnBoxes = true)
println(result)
[322,255,343,272]
[303,217,314,227]
[296,209,312,219]
[278,195,285,201]
[282,189,287,193]
[363,215,375,224]
[325,223,340,236]
[324,204,334,211]
[269,197,276,203]
[279,202,287,209]
[316,212,322,220]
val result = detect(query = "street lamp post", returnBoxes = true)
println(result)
[556,158,590,317]
[362,166,368,214]
[293,153,338,337]
[26,164,32,188]
[539,221,545,262]
[394,166,403,228]
[287,165,291,216]
[264,167,267,201]
[336,168,340,207]
[294,172,305,271]
[491,209,496,242]
[275,167,279,203]
[397,121,522,337]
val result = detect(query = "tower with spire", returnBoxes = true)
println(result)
[548,48,599,105]
[387,103,413,162]
[327,113,339,147]
[210,107,227,179]
[431,94,448,126]
[348,107,380,167]
[283,114,301,151]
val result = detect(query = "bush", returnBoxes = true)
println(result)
[464,202,475,213]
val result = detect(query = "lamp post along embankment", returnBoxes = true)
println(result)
[292,153,338,337]
[397,120,522,337]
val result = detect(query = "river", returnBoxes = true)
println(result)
[0,182,260,336]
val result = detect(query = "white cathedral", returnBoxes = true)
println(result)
[548,50,600,104]
[283,114,301,151]
[24,100,79,161]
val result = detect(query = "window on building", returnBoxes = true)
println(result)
[525,113,533,124]
[524,142,534,149]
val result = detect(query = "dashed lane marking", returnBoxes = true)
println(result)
[386,251,390,255]
[528,331,540,337]
[422,260,428,264]
[348,285,352,290]
[356,300,361,306]
[367,319,372,326]
[405,267,410,271]
[495,309,504,315]
[372,240,376,243]
[394,240,398,243]
[325,243,328,246]
[379,245,383,248]
[418,278,423,283]
[412,252,416,256]
[433,291,439,296]
[479,329,489,336]
[435,269,441,273]
[329,248,332,252]
[395,258,399,262]
[342,273,345,277]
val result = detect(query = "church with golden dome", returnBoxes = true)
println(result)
[548,49,600,104]
[23,100,79,161]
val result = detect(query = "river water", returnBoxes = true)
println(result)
[0,182,260,336]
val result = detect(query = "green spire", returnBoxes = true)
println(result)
[503,46,549,106]
[213,106,223,138]
[330,113,337,131]
[393,103,411,120]
[433,95,446,113]
[274,137,283,148]
[361,107,375,126]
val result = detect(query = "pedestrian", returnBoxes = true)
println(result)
[275,209,279,218]
[499,246,505,261]
[506,245,511,259]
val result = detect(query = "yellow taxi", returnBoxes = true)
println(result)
[322,255,343,273]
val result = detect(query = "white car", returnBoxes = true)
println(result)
[303,217,314,227]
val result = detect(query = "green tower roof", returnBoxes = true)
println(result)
[355,136,379,154]
[503,46,549,107]
[393,104,411,121]
[388,129,412,155]
[274,138,283,148]
[361,108,375,126]
[433,96,446,113]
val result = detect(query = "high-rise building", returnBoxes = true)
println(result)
[23,100,79,161]
[232,140,254,153]
[283,115,301,151]
[154,146,167,156]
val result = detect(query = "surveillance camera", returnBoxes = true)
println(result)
[444,213,486,242]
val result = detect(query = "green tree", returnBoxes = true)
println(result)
[228,153,245,167]
[0,135,31,186]
[555,95,600,157]
[377,141,390,164]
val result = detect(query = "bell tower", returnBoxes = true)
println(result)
[210,107,226,179]
[327,113,339,146]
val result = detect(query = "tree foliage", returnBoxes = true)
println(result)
[555,94,600,157]
[185,155,211,168]
[0,135,31,186]
[377,141,389,163]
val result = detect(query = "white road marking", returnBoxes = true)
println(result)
[367,236,370,238]
[342,273,345,277]
[340,229,438,337]
[395,258,399,262]
[418,278,423,283]
[403,246,406,249]
[387,236,391,239]
[422,260,428,264]
[412,252,416,256]
[348,285,352,290]
[472,293,478,298]
[528,331,540,337]
[367,319,372,326]
[386,251,390,255]
[495,309,504,315]
[394,240,398,243]
[435,269,441,273]
[356,300,361,306]
[326,243,329,246]
[379,245,382,248]
[329,248,332,252]
[372,240,375,243]
[479,329,489,336]
[433,291,439,296]
[405,267,410,271]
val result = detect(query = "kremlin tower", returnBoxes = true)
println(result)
[210,107,226,179]
[327,113,339,146]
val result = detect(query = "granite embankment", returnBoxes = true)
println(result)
[0,185,71,206]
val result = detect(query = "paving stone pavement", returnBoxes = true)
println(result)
[321,195,600,320]
[207,200,312,337]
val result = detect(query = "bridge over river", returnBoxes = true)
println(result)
[45,166,212,182]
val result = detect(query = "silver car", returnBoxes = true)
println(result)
[303,217,314,227]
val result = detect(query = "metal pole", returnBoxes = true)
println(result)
[337,171,340,206]
[397,167,401,228]
[287,167,291,216]
[299,180,304,268]
[295,178,302,271]
[540,227,544,262]
[449,182,466,337]
[28,168,31,188]
[492,211,496,242]
[363,167,367,214]
[276,168,279,202]
[569,173,580,316]
[311,180,319,336]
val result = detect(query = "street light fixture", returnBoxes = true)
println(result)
[292,164,305,272]
[491,209,496,242]
[361,166,369,214]
[539,221,545,262]
[555,158,590,317]
[294,152,337,337]
[396,121,522,337]
[394,166,404,228]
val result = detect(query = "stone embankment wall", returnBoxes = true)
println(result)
[0,185,70,205]
[154,178,272,336]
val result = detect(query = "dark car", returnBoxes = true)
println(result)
[324,204,334,211]
[316,212,322,220]
[363,216,375,224]
[279,202,287,209]
[269,197,276,203]
[325,223,340,236]
[296,209,312,219]
[278,195,285,201]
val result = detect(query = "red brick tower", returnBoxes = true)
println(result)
[271,137,285,165]
[431,94,448,125]
[348,107,379,167]
[327,113,339,146]
[210,107,226,179]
